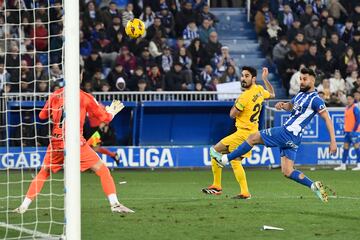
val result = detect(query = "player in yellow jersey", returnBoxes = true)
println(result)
[202,66,275,198]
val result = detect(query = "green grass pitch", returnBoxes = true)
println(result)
[1,169,360,240]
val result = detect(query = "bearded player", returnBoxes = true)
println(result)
[211,68,337,202]
[202,67,275,199]
[15,69,133,214]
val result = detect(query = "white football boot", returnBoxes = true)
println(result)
[334,163,346,171]
[111,203,135,213]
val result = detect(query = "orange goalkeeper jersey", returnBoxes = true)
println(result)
[39,88,113,144]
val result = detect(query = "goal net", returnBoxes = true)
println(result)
[0,0,78,239]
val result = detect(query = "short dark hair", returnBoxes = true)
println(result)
[300,68,316,78]
[242,66,257,78]
[346,94,354,98]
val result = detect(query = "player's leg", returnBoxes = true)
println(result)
[94,145,120,165]
[334,140,349,170]
[352,141,360,170]
[281,155,327,202]
[210,130,264,167]
[15,147,63,214]
[230,160,251,199]
[202,141,227,195]
[81,144,134,213]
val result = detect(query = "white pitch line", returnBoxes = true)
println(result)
[0,222,61,239]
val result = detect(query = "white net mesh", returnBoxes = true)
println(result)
[0,0,65,239]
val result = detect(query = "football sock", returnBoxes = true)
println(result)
[108,193,119,206]
[97,147,116,158]
[227,141,252,161]
[95,164,116,196]
[342,148,349,164]
[230,160,249,195]
[26,168,50,200]
[355,148,360,163]
[288,170,313,188]
[211,158,222,188]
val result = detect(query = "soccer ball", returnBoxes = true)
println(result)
[125,18,146,39]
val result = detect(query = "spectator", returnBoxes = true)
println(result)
[349,3,360,27]
[104,32,128,54]
[187,38,209,70]
[149,32,165,59]
[199,64,213,87]
[291,0,307,16]
[115,46,137,75]
[317,36,328,56]
[84,50,103,78]
[255,3,273,35]
[301,44,320,67]
[330,69,346,93]
[304,15,322,42]
[272,36,290,64]
[339,47,358,77]
[352,76,360,93]
[122,3,134,28]
[220,65,239,83]
[319,9,330,26]
[317,78,334,103]
[82,81,94,93]
[175,1,197,35]
[136,78,149,92]
[30,19,48,51]
[146,17,167,41]
[147,64,165,91]
[107,63,128,90]
[290,32,309,57]
[289,63,306,96]
[345,70,358,93]
[183,20,199,46]
[214,46,236,76]
[101,1,120,28]
[83,1,102,30]
[129,66,148,91]
[322,16,338,39]
[319,48,338,78]
[175,46,193,83]
[278,51,299,94]
[140,6,156,28]
[198,18,215,44]
[106,15,124,43]
[137,47,156,72]
[158,5,175,38]
[80,30,92,58]
[206,76,219,91]
[340,19,354,44]
[278,4,295,31]
[197,4,218,27]
[91,69,107,91]
[266,19,282,48]
[36,80,49,93]
[165,62,188,91]
[286,17,302,42]
[312,0,326,16]
[350,30,360,56]
[49,63,64,89]
[0,60,11,93]
[34,62,47,81]
[300,4,314,27]
[161,46,173,73]
[115,77,129,91]
[327,0,348,22]
[328,33,346,59]
[205,31,222,60]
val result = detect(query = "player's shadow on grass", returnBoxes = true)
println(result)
[298,211,360,221]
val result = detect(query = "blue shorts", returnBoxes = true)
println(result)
[344,132,360,144]
[260,126,302,161]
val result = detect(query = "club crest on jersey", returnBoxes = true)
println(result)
[293,103,303,112]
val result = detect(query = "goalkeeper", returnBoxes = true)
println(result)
[15,70,134,214]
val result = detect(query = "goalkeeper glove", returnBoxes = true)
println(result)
[106,100,124,117]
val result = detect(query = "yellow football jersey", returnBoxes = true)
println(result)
[234,84,271,132]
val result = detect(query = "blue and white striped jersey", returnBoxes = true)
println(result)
[284,91,326,136]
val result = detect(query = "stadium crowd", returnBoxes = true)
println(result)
[252,0,360,106]
[0,0,244,94]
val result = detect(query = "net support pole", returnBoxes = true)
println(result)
[64,0,81,239]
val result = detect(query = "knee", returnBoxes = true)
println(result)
[282,167,293,178]
[247,133,258,145]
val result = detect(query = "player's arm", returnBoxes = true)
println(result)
[262,67,275,99]
[39,99,50,120]
[353,106,360,131]
[319,110,337,154]
[230,94,248,118]
[86,94,124,123]
[275,102,293,111]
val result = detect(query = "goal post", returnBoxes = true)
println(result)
[64,0,80,239]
